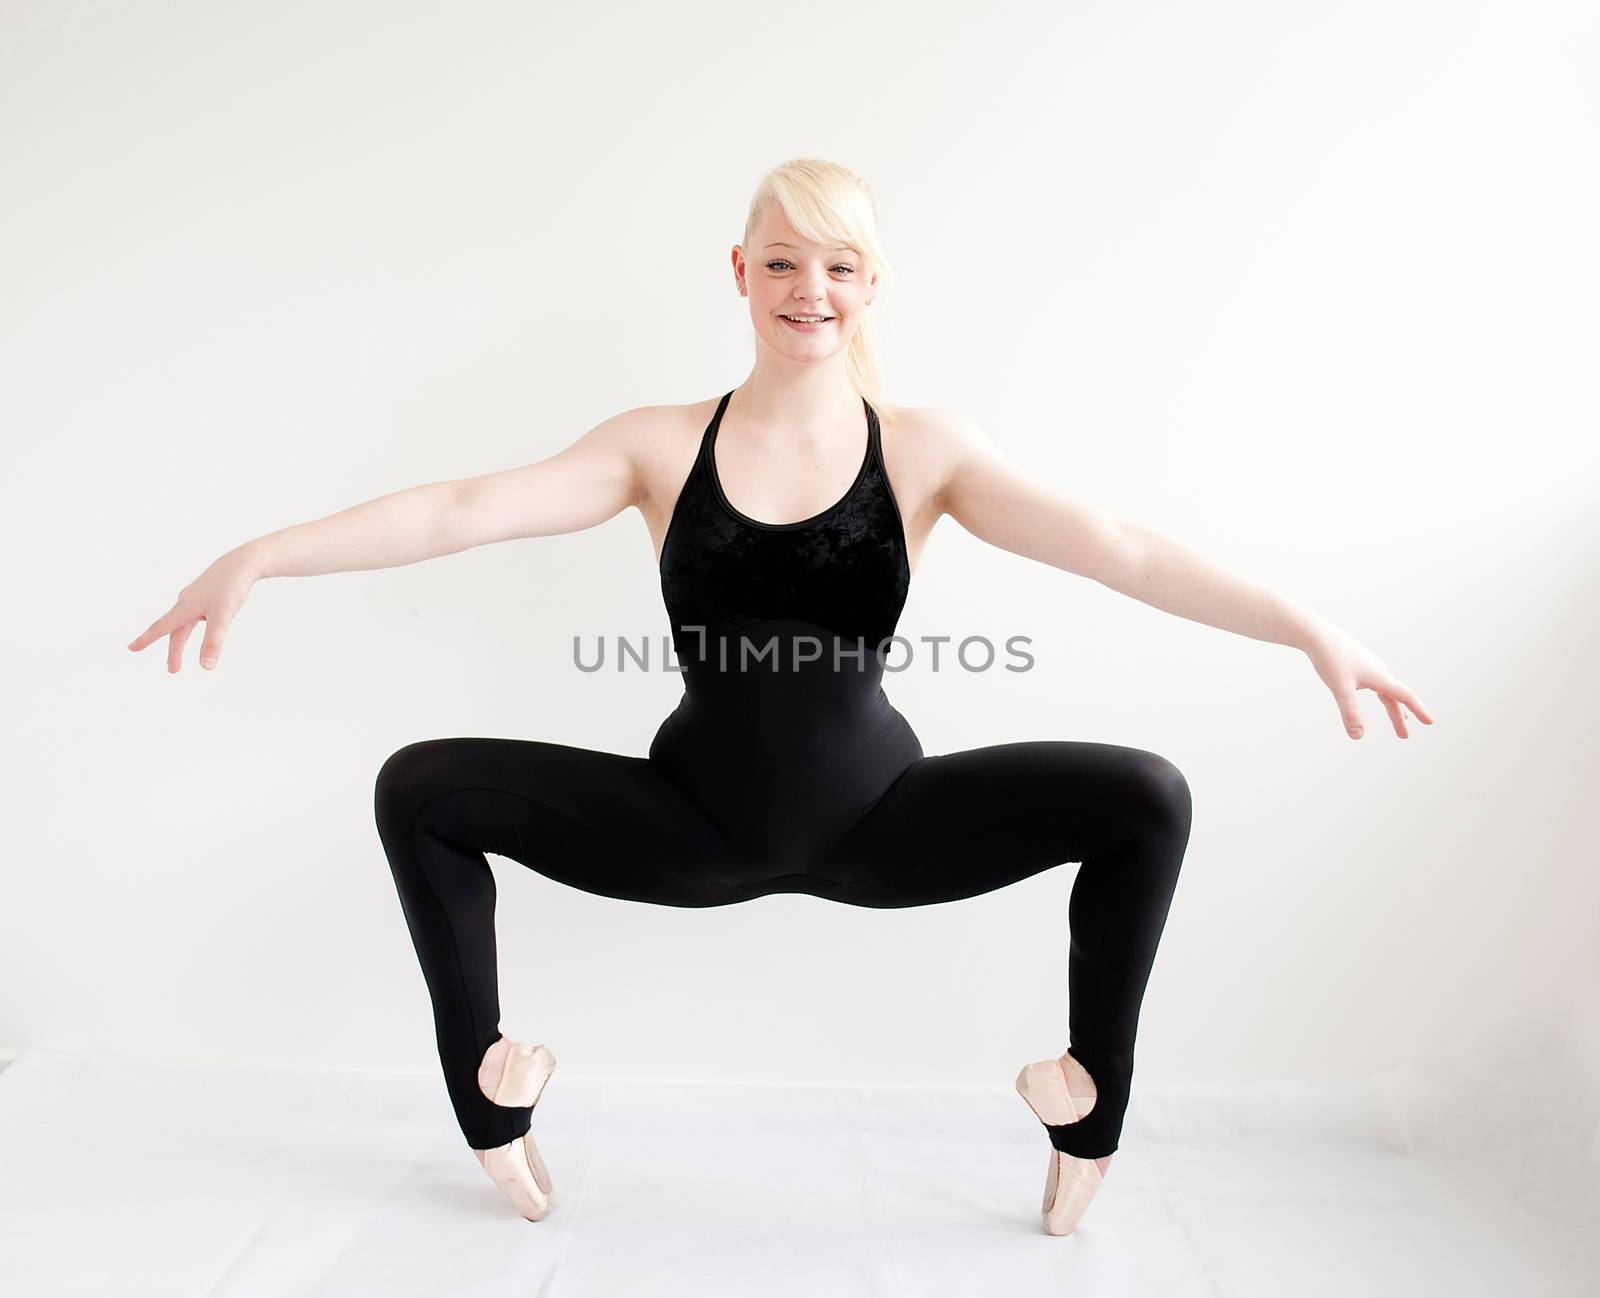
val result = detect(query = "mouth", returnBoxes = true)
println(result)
[779,314,835,331]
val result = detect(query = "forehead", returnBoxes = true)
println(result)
[754,205,856,254]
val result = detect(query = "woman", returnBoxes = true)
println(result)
[128,157,1433,1236]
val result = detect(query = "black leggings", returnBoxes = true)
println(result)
[373,735,1193,1158]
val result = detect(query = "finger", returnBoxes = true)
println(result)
[1399,688,1434,725]
[199,616,229,670]
[1378,678,1433,727]
[168,621,195,674]
[129,608,178,652]
[1341,693,1363,739]
[1381,692,1409,739]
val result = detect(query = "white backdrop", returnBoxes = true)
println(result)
[3,0,1595,1105]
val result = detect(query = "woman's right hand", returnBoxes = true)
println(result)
[127,546,263,673]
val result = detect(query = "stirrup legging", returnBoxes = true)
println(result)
[373,735,1193,1158]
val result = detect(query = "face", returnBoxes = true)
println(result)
[733,204,876,360]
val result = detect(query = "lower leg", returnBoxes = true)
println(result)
[375,806,534,1150]
[1051,807,1191,1159]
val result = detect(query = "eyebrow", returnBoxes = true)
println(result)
[764,242,857,252]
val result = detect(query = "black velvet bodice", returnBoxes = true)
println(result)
[649,389,921,861]
[658,390,910,661]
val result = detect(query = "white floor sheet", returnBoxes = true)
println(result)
[1,1009,1593,1297]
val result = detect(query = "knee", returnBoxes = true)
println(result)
[1127,752,1193,847]
[373,739,451,833]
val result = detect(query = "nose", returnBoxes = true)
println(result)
[794,266,830,302]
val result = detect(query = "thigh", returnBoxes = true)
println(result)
[819,739,1189,907]
[374,736,744,907]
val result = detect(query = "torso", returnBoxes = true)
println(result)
[643,388,926,870]
[638,393,940,579]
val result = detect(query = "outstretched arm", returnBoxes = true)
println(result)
[129,406,653,672]
[929,408,1434,740]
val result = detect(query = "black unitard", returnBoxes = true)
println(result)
[374,391,1193,1159]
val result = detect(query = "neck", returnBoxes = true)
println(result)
[734,357,863,433]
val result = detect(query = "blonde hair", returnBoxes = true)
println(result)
[743,158,895,415]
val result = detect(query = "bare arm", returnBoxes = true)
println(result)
[248,407,648,578]
[242,481,459,579]
[930,407,1434,738]
[438,405,647,549]
[930,406,1313,645]
[927,406,1129,588]
[131,407,650,672]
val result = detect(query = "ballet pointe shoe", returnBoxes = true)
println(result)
[478,1035,557,1109]
[473,1035,558,1220]
[1014,1051,1112,1236]
[473,1135,554,1222]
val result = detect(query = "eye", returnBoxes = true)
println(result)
[765,259,857,275]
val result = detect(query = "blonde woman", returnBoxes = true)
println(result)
[130,157,1432,1235]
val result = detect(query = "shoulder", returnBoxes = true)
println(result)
[613,395,722,437]
[577,400,699,446]
[573,397,711,466]
[585,397,719,508]
[873,402,1001,510]
[876,401,994,458]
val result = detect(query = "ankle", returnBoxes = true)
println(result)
[1059,1050,1098,1100]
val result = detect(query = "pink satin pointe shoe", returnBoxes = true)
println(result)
[473,1134,554,1222]
[1014,1051,1113,1236]
[478,1035,557,1109]
[472,1036,558,1221]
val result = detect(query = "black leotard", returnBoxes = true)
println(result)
[375,390,1193,1160]
[652,389,922,879]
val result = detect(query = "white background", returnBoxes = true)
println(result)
[3,0,1595,1101]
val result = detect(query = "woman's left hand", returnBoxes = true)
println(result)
[1304,626,1435,740]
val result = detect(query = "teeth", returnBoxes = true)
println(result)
[784,315,830,322]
